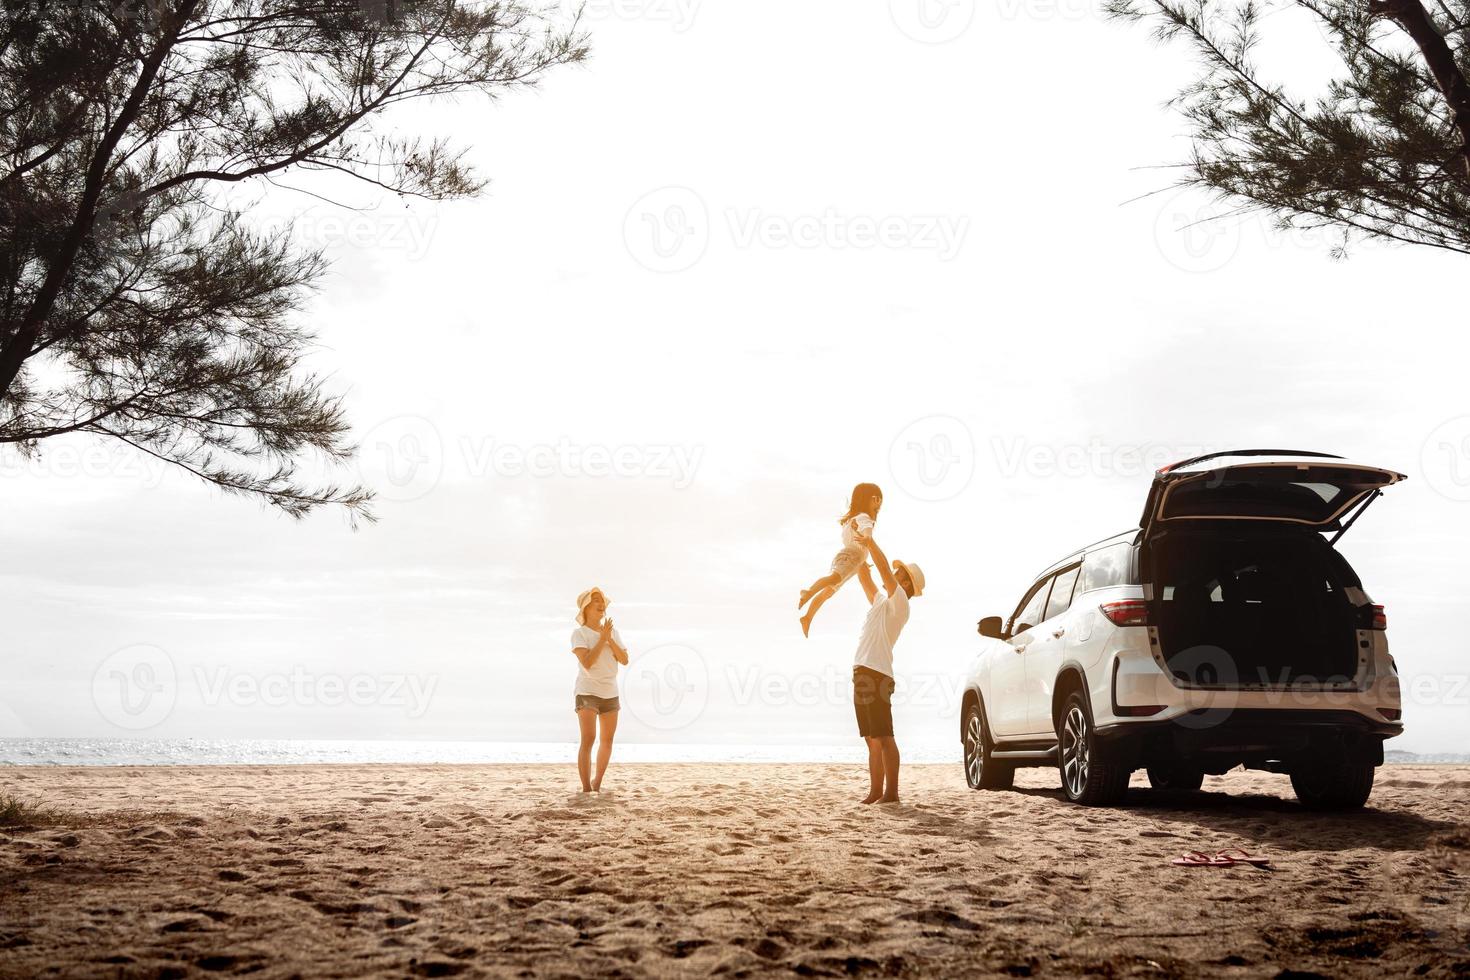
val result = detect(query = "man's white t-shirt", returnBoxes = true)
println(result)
[571,625,624,699]
[853,585,910,679]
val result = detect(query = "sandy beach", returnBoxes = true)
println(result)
[1,763,1467,978]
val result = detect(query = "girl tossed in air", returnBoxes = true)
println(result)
[799,482,883,636]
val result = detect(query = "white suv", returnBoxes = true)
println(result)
[960,450,1406,809]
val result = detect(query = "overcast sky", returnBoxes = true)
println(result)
[4,0,1468,756]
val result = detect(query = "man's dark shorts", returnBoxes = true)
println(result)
[852,666,895,738]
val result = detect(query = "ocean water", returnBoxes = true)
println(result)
[2,740,1460,768]
[0,738,965,767]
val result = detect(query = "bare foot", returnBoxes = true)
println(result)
[861,792,882,805]
[878,795,900,804]
[591,780,603,793]
[799,589,814,609]
[800,613,813,637]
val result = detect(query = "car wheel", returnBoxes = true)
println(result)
[1290,750,1376,810]
[1057,691,1130,806]
[1146,765,1205,792]
[963,699,1014,791]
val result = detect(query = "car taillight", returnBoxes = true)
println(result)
[1099,599,1151,628]
[1358,604,1387,631]
[1116,704,1166,717]
[1379,708,1402,721]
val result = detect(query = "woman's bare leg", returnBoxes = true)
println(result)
[592,710,619,791]
[576,708,597,792]
[862,737,884,804]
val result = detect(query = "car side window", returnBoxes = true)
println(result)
[1011,576,1054,635]
[1044,564,1081,621]
[1077,542,1133,594]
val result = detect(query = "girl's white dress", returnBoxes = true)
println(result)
[829,514,875,584]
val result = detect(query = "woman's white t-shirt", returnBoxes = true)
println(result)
[571,625,624,699]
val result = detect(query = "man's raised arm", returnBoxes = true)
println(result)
[856,561,879,604]
[866,535,899,596]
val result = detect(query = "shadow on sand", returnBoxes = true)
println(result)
[1005,783,1461,852]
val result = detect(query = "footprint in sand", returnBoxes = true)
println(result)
[195,955,244,972]
[897,908,981,931]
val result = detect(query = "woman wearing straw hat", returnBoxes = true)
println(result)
[571,587,629,793]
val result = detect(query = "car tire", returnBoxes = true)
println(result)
[1290,750,1376,811]
[963,699,1015,791]
[1146,765,1205,792]
[1057,691,1130,806]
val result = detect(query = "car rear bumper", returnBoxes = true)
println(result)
[1095,709,1402,765]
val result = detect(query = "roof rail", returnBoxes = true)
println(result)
[1157,448,1344,474]
[1031,529,1137,581]
[1073,528,1137,554]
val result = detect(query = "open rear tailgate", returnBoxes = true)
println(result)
[1142,450,1405,534]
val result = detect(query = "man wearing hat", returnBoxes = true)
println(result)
[852,533,924,805]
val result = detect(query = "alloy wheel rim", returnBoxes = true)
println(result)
[1061,705,1089,798]
[965,713,984,785]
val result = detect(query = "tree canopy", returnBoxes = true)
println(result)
[1107,0,1470,256]
[0,0,587,520]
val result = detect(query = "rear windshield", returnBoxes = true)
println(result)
[1152,530,1358,596]
[1161,467,1393,525]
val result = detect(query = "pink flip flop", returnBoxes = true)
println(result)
[1171,850,1234,867]
[1215,848,1274,870]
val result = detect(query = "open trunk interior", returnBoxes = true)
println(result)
[1149,527,1361,687]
